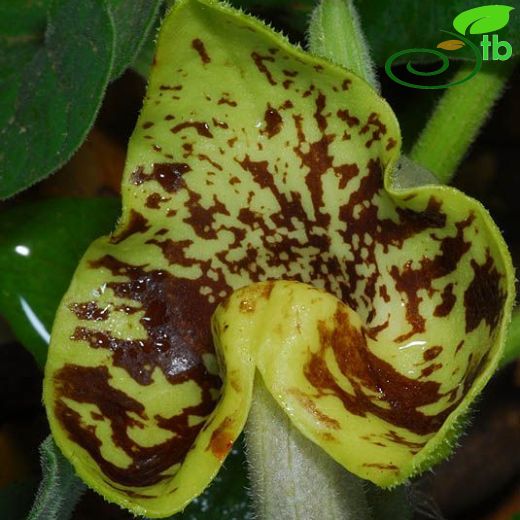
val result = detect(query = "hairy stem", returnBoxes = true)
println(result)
[308,0,379,91]
[245,376,371,520]
[410,60,515,184]
[28,437,85,520]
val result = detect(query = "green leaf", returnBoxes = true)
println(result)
[0,0,165,199]
[0,197,120,367]
[132,27,158,79]
[0,0,114,199]
[453,5,515,35]
[107,0,164,80]
[131,10,164,79]
[27,436,85,520]
[0,0,50,41]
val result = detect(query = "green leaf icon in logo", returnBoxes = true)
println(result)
[453,5,515,35]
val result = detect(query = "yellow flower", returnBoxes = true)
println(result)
[43,0,514,516]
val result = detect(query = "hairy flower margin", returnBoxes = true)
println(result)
[43,0,514,517]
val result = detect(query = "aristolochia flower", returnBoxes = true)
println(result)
[43,0,513,517]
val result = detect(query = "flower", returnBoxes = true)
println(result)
[43,0,514,516]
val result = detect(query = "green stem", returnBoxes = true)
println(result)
[245,376,372,520]
[410,60,515,184]
[308,0,379,92]
[28,437,85,520]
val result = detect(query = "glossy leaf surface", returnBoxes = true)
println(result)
[43,0,514,517]
[0,198,120,367]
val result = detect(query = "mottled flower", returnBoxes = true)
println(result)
[44,0,513,517]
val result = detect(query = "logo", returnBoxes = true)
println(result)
[385,5,514,89]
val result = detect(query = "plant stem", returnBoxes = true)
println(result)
[28,437,85,520]
[308,0,379,91]
[409,60,516,184]
[245,376,371,520]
